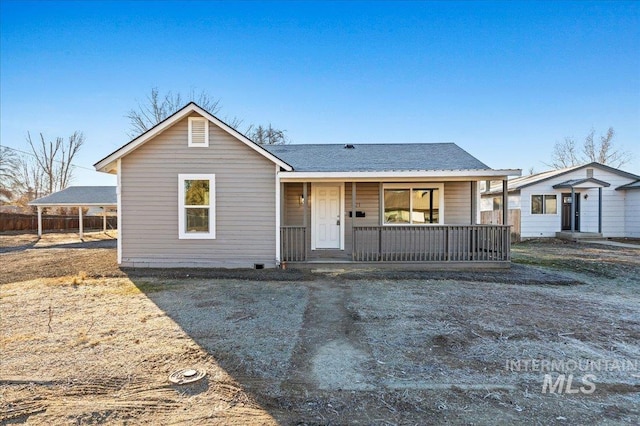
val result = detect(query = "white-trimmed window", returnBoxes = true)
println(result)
[382,184,443,225]
[531,194,557,215]
[188,117,209,147]
[178,174,215,239]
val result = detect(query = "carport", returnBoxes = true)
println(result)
[28,186,117,238]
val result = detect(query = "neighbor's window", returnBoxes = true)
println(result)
[178,174,215,239]
[493,197,502,211]
[383,186,440,224]
[531,194,557,215]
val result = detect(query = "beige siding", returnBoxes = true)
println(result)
[444,181,472,224]
[121,113,277,267]
[345,182,381,252]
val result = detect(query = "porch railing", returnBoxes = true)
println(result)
[353,225,511,262]
[281,226,307,261]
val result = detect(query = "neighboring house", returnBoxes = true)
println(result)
[94,102,520,268]
[482,163,640,240]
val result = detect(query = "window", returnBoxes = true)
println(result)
[383,185,441,224]
[178,174,215,239]
[531,194,557,215]
[188,117,209,147]
[492,197,502,211]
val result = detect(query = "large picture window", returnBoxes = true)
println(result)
[178,174,215,239]
[383,185,441,224]
[531,194,557,215]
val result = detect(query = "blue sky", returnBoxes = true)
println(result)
[1,1,639,186]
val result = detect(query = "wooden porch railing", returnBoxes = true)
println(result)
[353,225,511,262]
[280,226,307,261]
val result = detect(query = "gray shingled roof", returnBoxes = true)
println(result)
[30,186,117,206]
[263,143,490,172]
[617,180,640,190]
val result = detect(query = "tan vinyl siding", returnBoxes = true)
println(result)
[444,181,472,224]
[120,113,276,267]
[345,182,380,252]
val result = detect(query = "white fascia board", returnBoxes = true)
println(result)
[279,169,522,182]
[94,103,293,173]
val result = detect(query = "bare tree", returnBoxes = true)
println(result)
[0,146,20,201]
[126,88,289,144]
[126,88,222,137]
[245,124,289,145]
[548,127,631,169]
[25,131,84,196]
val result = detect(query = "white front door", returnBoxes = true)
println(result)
[313,185,341,249]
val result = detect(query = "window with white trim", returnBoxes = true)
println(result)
[383,184,442,224]
[188,117,209,147]
[531,194,557,215]
[178,174,215,239]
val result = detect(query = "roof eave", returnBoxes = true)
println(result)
[279,169,521,182]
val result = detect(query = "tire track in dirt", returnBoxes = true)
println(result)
[283,281,377,393]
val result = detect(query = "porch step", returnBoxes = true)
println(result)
[555,232,603,242]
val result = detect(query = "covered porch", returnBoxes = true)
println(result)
[278,179,513,266]
[553,177,610,240]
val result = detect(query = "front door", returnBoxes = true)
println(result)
[561,192,580,231]
[313,185,341,249]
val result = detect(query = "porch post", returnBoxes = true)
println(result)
[470,181,477,225]
[502,179,508,226]
[37,206,42,237]
[303,182,308,228]
[78,206,84,239]
[303,182,308,260]
[570,187,575,232]
[351,182,356,260]
[103,208,107,232]
[598,187,602,234]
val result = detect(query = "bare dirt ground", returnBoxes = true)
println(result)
[1,233,639,425]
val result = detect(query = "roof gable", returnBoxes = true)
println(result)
[485,162,640,194]
[94,102,292,173]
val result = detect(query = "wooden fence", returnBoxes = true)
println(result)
[481,209,521,242]
[0,213,118,233]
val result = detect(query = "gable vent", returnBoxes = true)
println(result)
[188,117,209,147]
[586,168,594,178]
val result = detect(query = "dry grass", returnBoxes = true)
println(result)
[1,232,639,424]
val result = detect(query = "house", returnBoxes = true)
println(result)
[481,163,640,240]
[94,102,521,268]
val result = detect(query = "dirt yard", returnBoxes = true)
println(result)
[1,232,639,425]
